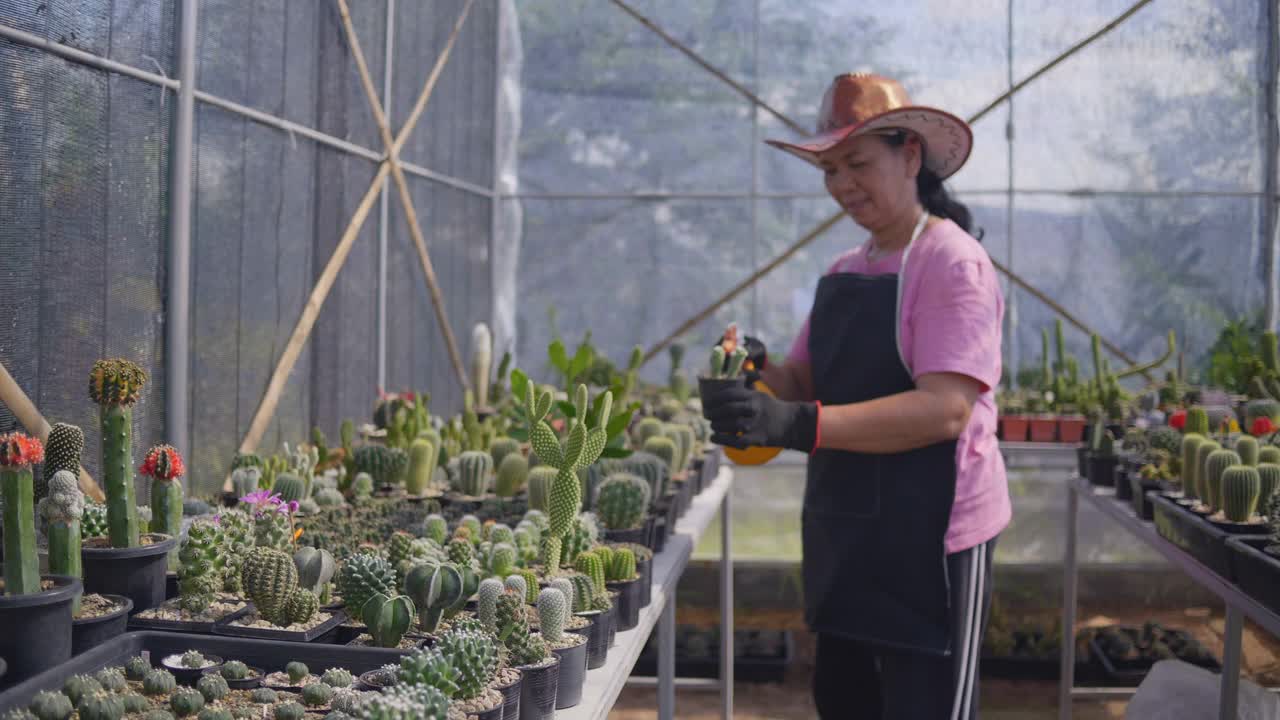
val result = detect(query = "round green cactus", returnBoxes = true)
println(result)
[124,656,151,681]
[357,684,450,720]
[271,473,306,503]
[121,695,149,715]
[273,702,304,720]
[575,552,606,597]
[301,683,334,707]
[595,473,650,530]
[94,668,127,693]
[249,689,277,705]
[452,451,493,497]
[435,628,499,700]
[527,466,557,514]
[240,547,301,626]
[168,688,204,718]
[142,670,176,696]
[196,709,231,720]
[77,692,124,720]
[196,675,229,704]
[503,574,527,601]
[143,711,175,720]
[396,647,460,697]
[63,676,103,707]
[1222,465,1262,522]
[422,514,448,545]
[285,662,309,683]
[538,587,568,642]
[336,552,397,616]
[320,668,354,688]
[28,691,73,720]
[219,661,250,680]
[608,547,637,582]
[329,688,363,715]
[633,418,665,448]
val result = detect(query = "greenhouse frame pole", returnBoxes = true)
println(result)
[376,0,397,392]
[1265,0,1279,331]
[166,0,197,458]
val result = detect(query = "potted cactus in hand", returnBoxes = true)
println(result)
[81,359,177,612]
[0,432,82,685]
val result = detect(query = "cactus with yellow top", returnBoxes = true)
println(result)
[525,382,610,575]
[89,359,148,547]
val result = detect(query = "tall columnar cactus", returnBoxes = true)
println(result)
[1262,447,1280,466]
[406,438,438,497]
[353,446,409,487]
[471,323,493,409]
[336,552,397,617]
[477,578,504,628]
[1259,463,1280,516]
[139,444,185,564]
[1221,466,1262,522]
[643,436,679,477]
[1185,407,1211,436]
[405,562,464,633]
[240,547,317,627]
[567,572,596,613]
[485,543,516,578]
[608,548,637,582]
[293,547,336,595]
[38,469,83,609]
[270,473,306,503]
[1,432,44,595]
[1237,436,1261,467]
[1180,434,1205,498]
[362,592,415,648]
[178,519,223,614]
[503,574,527,602]
[435,628,499,701]
[423,514,448,545]
[1205,449,1242,512]
[453,451,492,498]
[489,437,520,470]
[537,587,569,642]
[495,453,529,499]
[1194,440,1222,504]
[663,425,694,473]
[231,468,262,499]
[89,359,147,548]
[634,418,665,449]
[595,473,651,530]
[216,508,252,593]
[550,577,576,610]
[41,422,84,503]
[527,466,556,513]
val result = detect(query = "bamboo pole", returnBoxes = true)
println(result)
[637,0,1160,381]
[336,0,474,393]
[0,360,104,502]
[230,1,475,488]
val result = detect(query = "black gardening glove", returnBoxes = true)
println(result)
[700,383,818,452]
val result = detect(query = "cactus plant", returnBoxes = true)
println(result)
[336,552,397,617]
[421,514,448,545]
[608,547,637,582]
[663,425,694,473]
[293,547,336,595]
[396,647,459,696]
[168,689,203,718]
[489,437,520,469]
[196,675,229,704]
[435,628,499,700]
[1258,463,1280,515]
[142,670,176,696]
[1185,407,1211,436]
[1222,466,1263,522]
[82,502,109,540]
[452,451,492,498]
[231,467,262,502]
[575,551,606,597]
[406,438,438,497]
[271,473,306,503]
[284,662,309,683]
[120,696,148,715]
[40,422,83,504]
[215,508,252,593]
[88,359,147,548]
[362,592,415,648]
[178,518,223,614]
[537,587,568,642]
[1,432,44,594]
[249,688,277,705]
[29,692,73,720]
[1180,434,1205,498]
[219,661,250,681]
[240,547,318,627]
[125,656,151,681]
[1193,440,1222,503]
[633,418,665,449]
[78,692,124,720]
[272,703,303,720]
[140,444,186,546]
[1237,435,1261,466]
[503,574,527,601]
[527,466,556,513]
[62,676,102,706]
[643,436,678,477]
[595,473,651,530]
[38,469,83,610]
[1205,449,1242,512]
[353,446,409,488]
[404,562,463,633]
[477,578,504,628]
[359,684,450,720]
[301,683,334,708]
[494,453,529,499]
[195,710,229,720]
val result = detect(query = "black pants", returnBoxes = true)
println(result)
[812,537,996,720]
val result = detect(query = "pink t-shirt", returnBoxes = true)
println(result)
[786,219,1011,554]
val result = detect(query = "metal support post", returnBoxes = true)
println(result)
[659,594,676,720]
[166,0,197,455]
[1059,484,1079,720]
[376,0,395,391]
[719,488,733,720]
[1220,607,1242,719]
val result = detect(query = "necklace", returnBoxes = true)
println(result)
[867,211,929,262]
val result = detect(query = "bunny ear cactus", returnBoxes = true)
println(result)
[38,470,84,607]
[41,422,84,504]
[1,432,44,594]
[293,547,336,594]
[361,593,415,648]
[405,562,464,633]
[88,359,148,548]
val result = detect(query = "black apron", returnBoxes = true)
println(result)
[803,233,959,656]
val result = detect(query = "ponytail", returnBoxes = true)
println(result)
[884,131,983,240]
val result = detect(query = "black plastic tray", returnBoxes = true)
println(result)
[1151,494,1245,580]
[1228,537,1280,617]
[0,631,405,713]
[1088,632,1220,687]
[212,609,347,642]
[128,602,252,633]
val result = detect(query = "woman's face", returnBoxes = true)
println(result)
[817,133,921,233]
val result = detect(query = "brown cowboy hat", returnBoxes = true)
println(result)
[765,73,973,180]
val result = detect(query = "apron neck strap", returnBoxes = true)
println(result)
[894,211,931,375]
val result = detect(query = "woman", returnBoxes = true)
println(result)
[701,73,1010,719]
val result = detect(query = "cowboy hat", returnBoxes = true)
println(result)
[765,73,973,179]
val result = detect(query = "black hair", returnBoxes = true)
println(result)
[884,131,982,240]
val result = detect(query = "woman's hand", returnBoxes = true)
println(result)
[700,384,819,452]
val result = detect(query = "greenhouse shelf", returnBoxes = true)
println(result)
[1060,475,1280,720]
[562,464,735,720]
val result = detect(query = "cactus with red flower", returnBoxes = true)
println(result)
[140,444,185,544]
[1,431,45,594]
[89,359,148,548]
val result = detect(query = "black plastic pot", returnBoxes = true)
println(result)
[549,634,587,709]
[606,579,642,631]
[516,654,559,720]
[1113,466,1133,501]
[637,554,652,608]
[0,574,80,687]
[159,653,223,685]
[576,610,608,669]
[1152,494,1265,581]
[358,667,396,690]
[1087,454,1118,488]
[72,594,132,655]
[604,597,619,647]
[603,526,647,547]
[202,666,263,690]
[494,670,521,720]
[1130,476,1169,521]
[0,631,407,713]
[1076,446,1090,478]
[81,533,177,612]
[651,518,667,553]
[165,572,179,600]
[212,609,347,642]
[128,600,250,633]
[1228,537,1280,615]
[472,703,502,720]
[330,622,367,645]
